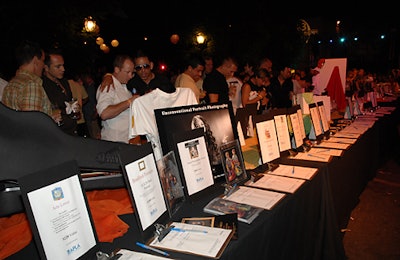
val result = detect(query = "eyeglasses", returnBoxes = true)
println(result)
[135,64,150,71]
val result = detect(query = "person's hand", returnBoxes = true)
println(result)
[200,90,207,99]
[51,107,62,125]
[100,73,114,92]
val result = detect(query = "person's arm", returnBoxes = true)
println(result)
[241,83,264,107]
[99,96,135,120]
[99,73,114,92]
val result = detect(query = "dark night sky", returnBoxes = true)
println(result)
[0,0,398,78]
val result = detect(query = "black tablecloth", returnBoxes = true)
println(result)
[8,103,399,260]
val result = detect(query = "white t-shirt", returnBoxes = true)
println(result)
[96,75,132,143]
[227,77,243,115]
[130,88,198,160]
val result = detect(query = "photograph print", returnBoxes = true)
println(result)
[155,103,238,177]
[220,140,247,185]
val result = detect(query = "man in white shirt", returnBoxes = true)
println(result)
[96,55,136,143]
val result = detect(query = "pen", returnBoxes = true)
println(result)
[292,166,295,174]
[315,149,330,153]
[136,242,170,257]
[307,153,325,159]
[171,227,208,233]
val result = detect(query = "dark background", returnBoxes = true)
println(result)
[0,0,399,80]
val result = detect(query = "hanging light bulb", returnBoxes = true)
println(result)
[196,34,205,44]
[84,16,96,33]
[170,34,180,44]
[100,43,107,51]
[111,39,119,47]
[96,37,104,45]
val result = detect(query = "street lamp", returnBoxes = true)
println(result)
[84,16,96,33]
[196,34,206,44]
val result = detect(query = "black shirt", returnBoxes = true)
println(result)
[202,69,230,104]
[42,76,77,136]
[268,77,293,109]
[127,73,175,96]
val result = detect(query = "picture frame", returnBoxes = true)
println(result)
[155,102,238,180]
[220,140,248,185]
[309,103,324,142]
[18,160,99,260]
[118,142,170,243]
[181,217,215,227]
[156,151,186,218]
[172,128,215,202]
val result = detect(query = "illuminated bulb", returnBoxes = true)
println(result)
[111,39,119,47]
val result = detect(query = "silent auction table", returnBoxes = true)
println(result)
[7,99,399,260]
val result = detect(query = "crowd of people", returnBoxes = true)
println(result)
[1,39,400,146]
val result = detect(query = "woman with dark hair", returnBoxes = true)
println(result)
[191,114,221,165]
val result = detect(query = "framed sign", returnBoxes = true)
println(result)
[156,151,186,217]
[172,128,215,201]
[220,140,248,186]
[253,112,281,164]
[118,142,170,243]
[155,102,238,180]
[18,160,98,260]
[309,103,324,141]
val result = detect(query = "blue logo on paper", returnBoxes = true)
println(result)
[196,177,204,183]
[67,243,81,255]
[150,208,158,216]
[52,187,64,201]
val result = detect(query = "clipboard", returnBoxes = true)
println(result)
[148,222,234,259]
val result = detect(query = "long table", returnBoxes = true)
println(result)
[7,102,399,260]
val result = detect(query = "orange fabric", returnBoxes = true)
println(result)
[326,66,347,111]
[86,188,134,242]
[0,188,134,258]
[0,213,32,259]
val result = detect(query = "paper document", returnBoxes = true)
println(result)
[325,137,357,144]
[149,222,233,259]
[290,152,332,162]
[332,132,361,139]
[245,174,305,193]
[223,186,285,210]
[268,164,318,180]
[308,147,344,157]
[116,248,173,259]
[313,142,350,150]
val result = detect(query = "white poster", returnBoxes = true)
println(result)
[297,108,307,139]
[318,103,330,132]
[256,120,280,163]
[274,114,291,152]
[125,154,168,230]
[28,175,96,260]
[320,58,347,92]
[177,136,214,196]
[289,113,304,148]
[310,105,323,136]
